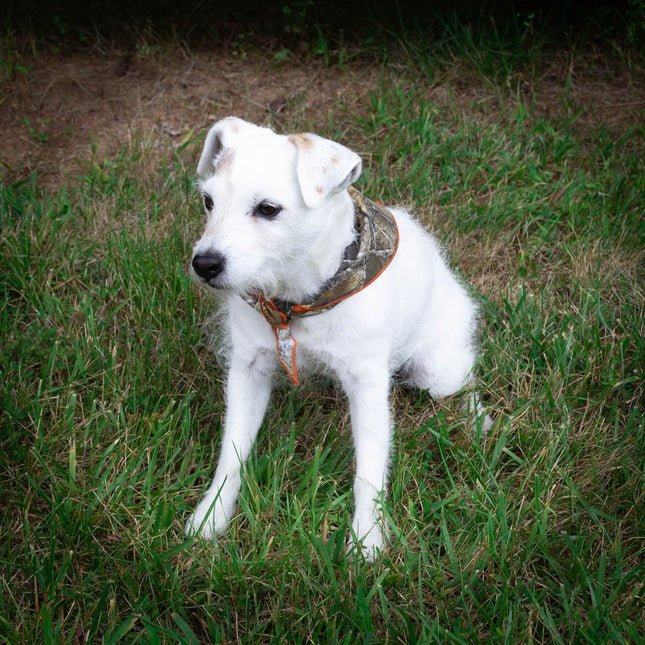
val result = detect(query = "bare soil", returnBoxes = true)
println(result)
[1,45,643,188]
[0,47,381,186]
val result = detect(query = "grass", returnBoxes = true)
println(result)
[2,10,645,643]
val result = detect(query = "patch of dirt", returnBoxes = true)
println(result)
[0,47,381,186]
[1,44,642,188]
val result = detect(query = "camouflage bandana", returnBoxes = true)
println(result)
[242,187,399,385]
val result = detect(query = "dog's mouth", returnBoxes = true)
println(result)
[190,264,252,295]
[192,271,232,292]
[198,276,228,290]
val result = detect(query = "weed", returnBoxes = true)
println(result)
[0,37,32,80]
[20,117,50,143]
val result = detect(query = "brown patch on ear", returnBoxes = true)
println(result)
[289,133,314,150]
[315,186,323,194]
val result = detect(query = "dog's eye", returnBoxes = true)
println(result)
[202,194,214,211]
[254,202,282,219]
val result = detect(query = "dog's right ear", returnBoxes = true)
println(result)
[197,117,271,176]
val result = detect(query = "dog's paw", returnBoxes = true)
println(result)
[348,514,387,562]
[185,512,216,539]
[185,498,231,539]
[347,534,385,562]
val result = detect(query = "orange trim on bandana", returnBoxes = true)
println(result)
[291,213,399,315]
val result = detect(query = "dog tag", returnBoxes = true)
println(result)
[273,325,299,385]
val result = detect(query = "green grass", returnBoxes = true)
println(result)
[2,21,644,644]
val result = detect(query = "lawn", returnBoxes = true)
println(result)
[1,4,644,643]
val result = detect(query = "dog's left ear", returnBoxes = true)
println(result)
[290,133,362,208]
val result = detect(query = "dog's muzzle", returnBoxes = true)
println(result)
[192,251,226,283]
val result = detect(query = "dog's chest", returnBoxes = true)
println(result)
[291,313,346,362]
[293,306,385,379]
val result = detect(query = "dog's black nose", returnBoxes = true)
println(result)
[192,252,226,281]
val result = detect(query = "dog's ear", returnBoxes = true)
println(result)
[197,117,271,176]
[290,133,362,208]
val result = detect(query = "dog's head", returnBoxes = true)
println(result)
[191,117,362,299]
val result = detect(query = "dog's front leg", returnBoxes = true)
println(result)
[186,350,273,539]
[343,368,392,561]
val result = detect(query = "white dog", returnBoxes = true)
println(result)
[185,116,491,560]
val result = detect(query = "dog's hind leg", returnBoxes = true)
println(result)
[406,345,493,432]
[185,349,274,539]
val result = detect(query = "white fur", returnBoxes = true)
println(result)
[185,116,492,560]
